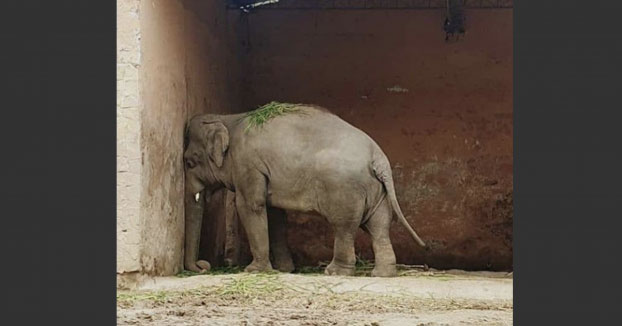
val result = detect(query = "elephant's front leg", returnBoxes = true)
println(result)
[268,207,295,273]
[236,174,273,273]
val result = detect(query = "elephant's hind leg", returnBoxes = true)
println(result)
[320,181,364,276]
[363,198,398,277]
[268,207,295,273]
[324,213,360,276]
[325,224,357,276]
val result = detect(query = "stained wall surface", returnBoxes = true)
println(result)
[117,0,144,275]
[242,8,513,270]
[118,2,513,276]
[117,0,243,277]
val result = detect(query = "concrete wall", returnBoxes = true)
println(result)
[117,0,143,275]
[241,8,513,270]
[117,0,243,279]
[118,2,513,276]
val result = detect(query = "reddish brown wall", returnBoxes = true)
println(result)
[242,9,513,270]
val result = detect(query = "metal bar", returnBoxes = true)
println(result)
[226,6,513,10]
[226,0,512,10]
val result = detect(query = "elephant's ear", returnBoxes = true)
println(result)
[203,121,229,168]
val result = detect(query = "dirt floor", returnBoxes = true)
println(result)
[117,269,513,326]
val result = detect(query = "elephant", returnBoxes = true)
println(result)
[183,104,425,277]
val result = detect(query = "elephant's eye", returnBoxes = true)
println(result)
[185,159,196,169]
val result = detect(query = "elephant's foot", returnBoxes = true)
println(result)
[325,261,355,276]
[273,258,295,273]
[185,260,211,273]
[244,260,274,273]
[371,264,397,277]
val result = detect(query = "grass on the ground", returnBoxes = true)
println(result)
[175,256,436,278]
[176,266,245,278]
[118,271,512,313]
[217,273,284,299]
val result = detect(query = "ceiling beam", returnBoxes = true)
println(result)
[226,0,513,10]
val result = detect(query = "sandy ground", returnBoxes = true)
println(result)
[117,270,513,326]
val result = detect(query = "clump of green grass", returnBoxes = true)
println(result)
[218,273,283,299]
[294,257,374,276]
[244,101,300,132]
[176,270,202,278]
[176,266,245,278]
[207,266,245,275]
[295,266,325,274]
[355,256,374,271]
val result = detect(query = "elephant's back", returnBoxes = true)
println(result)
[269,105,371,144]
[260,105,373,152]
[243,105,377,175]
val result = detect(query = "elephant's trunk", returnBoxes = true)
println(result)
[184,190,211,272]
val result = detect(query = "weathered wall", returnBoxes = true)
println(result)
[118,2,512,275]
[117,0,243,278]
[242,9,513,270]
[136,0,186,277]
[117,0,143,275]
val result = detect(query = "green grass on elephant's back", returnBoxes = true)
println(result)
[244,101,301,132]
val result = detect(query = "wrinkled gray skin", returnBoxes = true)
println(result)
[183,105,425,277]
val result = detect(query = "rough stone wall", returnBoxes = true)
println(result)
[117,0,143,274]
[242,9,513,270]
[117,0,243,277]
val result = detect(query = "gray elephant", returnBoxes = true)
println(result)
[183,104,425,277]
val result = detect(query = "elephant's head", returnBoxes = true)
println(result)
[182,114,230,273]
[184,115,230,201]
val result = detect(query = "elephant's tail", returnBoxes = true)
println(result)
[372,157,426,247]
